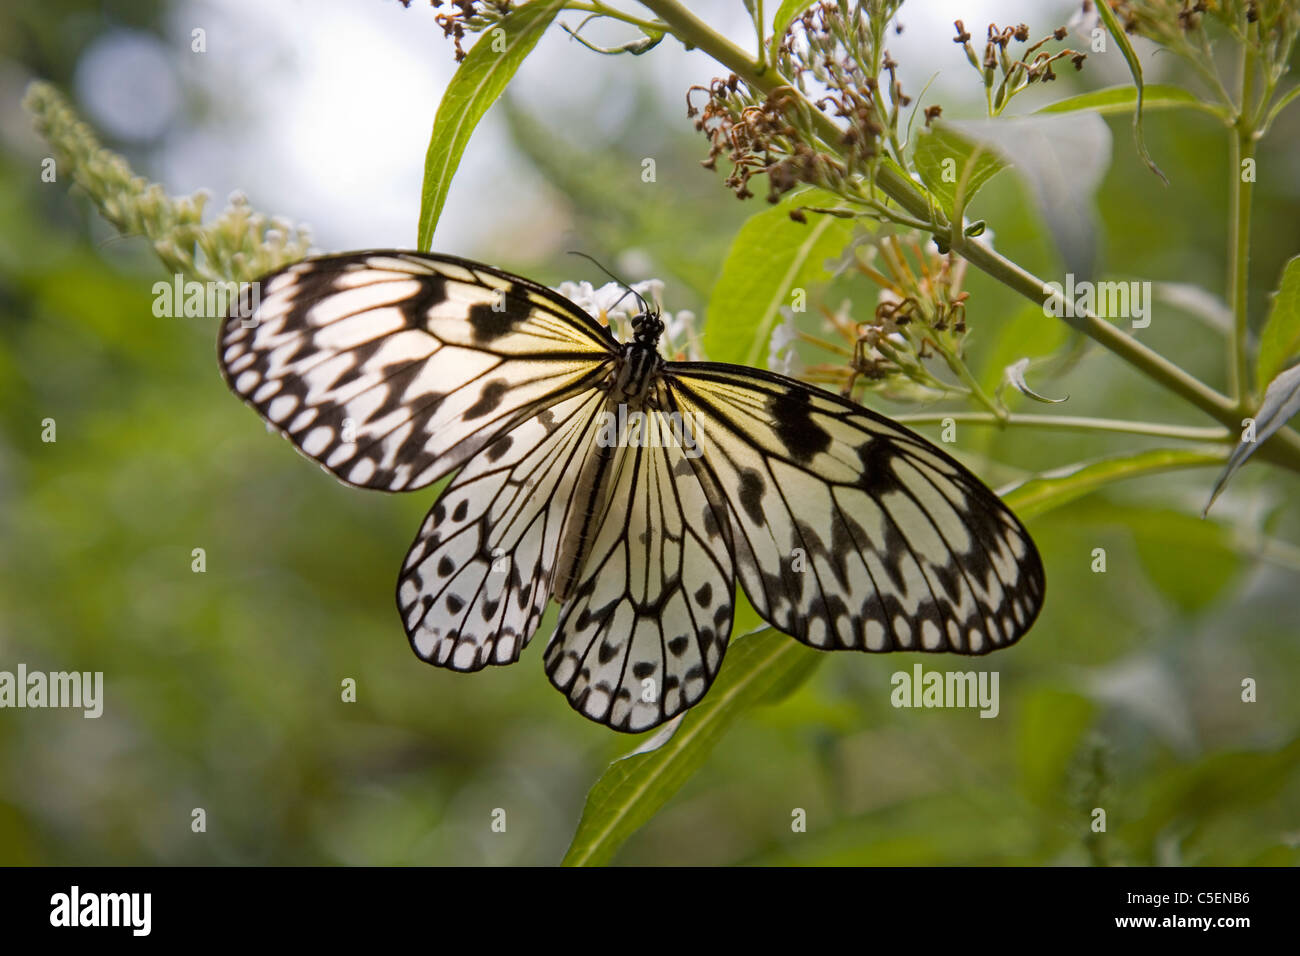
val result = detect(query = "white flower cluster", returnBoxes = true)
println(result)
[769,310,803,376]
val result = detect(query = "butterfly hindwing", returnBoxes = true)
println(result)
[397,389,610,670]
[544,395,735,731]
[218,252,616,492]
[665,363,1045,656]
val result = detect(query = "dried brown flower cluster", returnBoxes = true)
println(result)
[1104,0,1213,38]
[688,1,908,204]
[420,0,516,61]
[953,17,1085,113]
[801,235,973,400]
[687,76,837,203]
[1103,0,1296,49]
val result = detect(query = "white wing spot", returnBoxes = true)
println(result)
[302,427,333,457]
[893,615,913,648]
[267,393,297,423]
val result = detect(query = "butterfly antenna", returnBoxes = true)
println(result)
[566,250,653,315]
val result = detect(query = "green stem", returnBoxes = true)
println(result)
[1192,27,1237,113]
[637,0,766,78]
[949,231,1236,422]
[569,2,665,35]
[893,412,1229,442]
[928,338,1005,420]
[1228,29,1258,407]
[635,0,1300,474]
[1228,128,1255,406]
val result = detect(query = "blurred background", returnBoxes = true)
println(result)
[1,0,1298,865]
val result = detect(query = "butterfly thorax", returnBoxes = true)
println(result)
[611,311,665,403]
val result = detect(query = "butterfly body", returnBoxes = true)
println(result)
[614,311,666,401]
[220,251,1045,732]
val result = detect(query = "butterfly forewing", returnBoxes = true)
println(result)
[664,363,1044,655]
[218,252,616,492]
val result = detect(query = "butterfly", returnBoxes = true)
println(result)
[218,251,1045,732]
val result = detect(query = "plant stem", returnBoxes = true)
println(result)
[1192,27,1237,113]
[950,234,1234,420]
[635,0,1300,473]
[570,2,665,35]
[636,0,1225,412]
[893,412,1229,442]
[929,338,1005,420]
[1228,128,1256,405]
[1227,29,1258,407]
[637,0,766,76]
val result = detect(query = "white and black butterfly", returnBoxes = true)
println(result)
[219,251,1045,732]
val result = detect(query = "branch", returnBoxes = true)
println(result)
[893,412,1230,442]
[1227,27,1258,406]
[636,0,1300,474]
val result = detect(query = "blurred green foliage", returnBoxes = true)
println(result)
[2,0,1299,866]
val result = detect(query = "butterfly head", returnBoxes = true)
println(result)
[566,251,664,349]
[631,308,664,349]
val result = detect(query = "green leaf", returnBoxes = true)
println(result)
[1121,507,1240,612]
[417,1,563,250]
[1094,0,1168,184]
[1263,83,1300,133]
[913,123,1006,220]
[1204,364,1300,515]
[703,188,855,367]
[945,114,1110,277]
[1061,498,1244,611]
[732,586,764,639]
[561,630,820,866]
[1037,83,1224,119]
[768,0,816,62]
[1255,255,1300,389]
[560,20,662,55]
[1121,738,1300,849]
[1001,447,1228,521]
[1002,357,1068,404]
